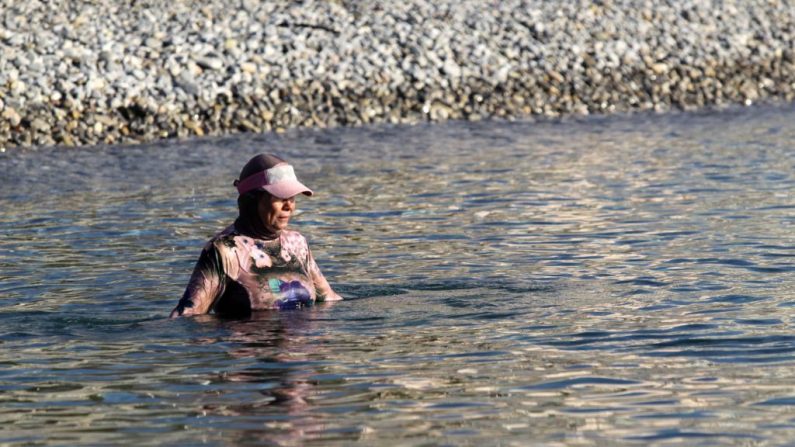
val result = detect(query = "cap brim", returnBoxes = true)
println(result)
[263,180,313,199]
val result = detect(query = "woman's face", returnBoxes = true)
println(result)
[258,193,296,233]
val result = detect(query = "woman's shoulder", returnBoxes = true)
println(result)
[280,228,308,245]
[208,224,236,242]
[199,224,240,251]
[279,229,311,262]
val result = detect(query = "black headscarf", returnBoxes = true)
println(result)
[232,154,287,240]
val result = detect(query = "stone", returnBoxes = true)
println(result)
[30,118,51,132]
[3,108,21,127]
[240,62,257,73]
[195,56,223,71]
[651,62,668,75]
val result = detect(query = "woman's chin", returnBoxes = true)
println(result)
[269,224,289,233]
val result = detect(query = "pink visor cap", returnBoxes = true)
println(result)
[235,163,314,199]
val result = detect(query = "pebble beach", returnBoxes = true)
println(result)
[1,0,794,149]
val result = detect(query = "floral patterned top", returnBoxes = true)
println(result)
[170,225,338,316]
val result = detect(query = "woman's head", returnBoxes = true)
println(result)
[234,154,312,238]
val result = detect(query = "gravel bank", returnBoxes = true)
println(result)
[2,0,794,149]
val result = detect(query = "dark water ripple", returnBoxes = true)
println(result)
[1,105,795,445]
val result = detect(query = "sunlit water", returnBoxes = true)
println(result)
[1,105,794,446]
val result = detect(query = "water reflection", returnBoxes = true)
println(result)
[186,308,340,446]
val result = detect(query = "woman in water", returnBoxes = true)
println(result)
[170,153,342,318]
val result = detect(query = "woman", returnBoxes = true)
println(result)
[170,153,342,318]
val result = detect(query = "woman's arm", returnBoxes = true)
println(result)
[170,244,227,317]
[307,249,342,302]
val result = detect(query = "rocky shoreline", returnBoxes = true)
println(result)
[2,0,794,149]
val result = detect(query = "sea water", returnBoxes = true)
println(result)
[1,105,794,445]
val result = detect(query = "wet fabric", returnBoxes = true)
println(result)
[171,225,337,316]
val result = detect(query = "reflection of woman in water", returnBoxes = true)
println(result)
[192,310,332,443]
[170,153,342,318]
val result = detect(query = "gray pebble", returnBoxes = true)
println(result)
[1,0,795,149]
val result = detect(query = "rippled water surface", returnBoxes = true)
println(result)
[1,105,794,446]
